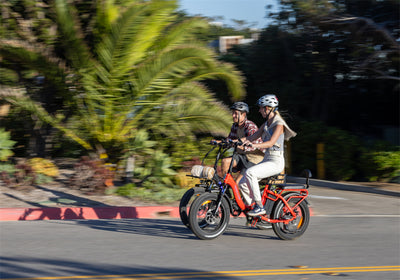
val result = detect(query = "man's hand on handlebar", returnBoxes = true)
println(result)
[210,139,229,147]
[210,139,243,148]
[242,139,253,148]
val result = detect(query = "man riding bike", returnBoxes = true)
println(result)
[219,102,265,184]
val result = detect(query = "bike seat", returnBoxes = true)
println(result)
[260,172,286,185]
[279,183,307,190]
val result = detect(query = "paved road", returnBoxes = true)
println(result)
[307,185,399,216]
[1,185,399,280]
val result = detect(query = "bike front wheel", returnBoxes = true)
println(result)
[188,192,230,240]
[272,193,310,240]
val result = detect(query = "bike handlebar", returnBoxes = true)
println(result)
[210,139,253,148]
[210,139,244,148]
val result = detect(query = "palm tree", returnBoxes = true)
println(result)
[1,0,245,160]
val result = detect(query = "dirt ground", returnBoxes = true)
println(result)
[0,165,180,208]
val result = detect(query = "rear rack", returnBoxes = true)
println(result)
[260,172,286,186]
[260,169,312,189]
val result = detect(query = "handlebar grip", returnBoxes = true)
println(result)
[210,139,248,148]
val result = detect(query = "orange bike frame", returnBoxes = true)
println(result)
[223,173,308,224]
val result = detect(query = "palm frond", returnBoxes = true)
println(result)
[55,0,92,69]
[187,62,246,100]
[1,0,246,159]
[2,86,92,150]
[152,17,209,52]
[0,40,68,94]
[141,82,232,138]
[95,0,177,80]
[133,45,219,96]
[95,0,120,35]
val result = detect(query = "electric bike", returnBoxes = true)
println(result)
[179,141,231,228]
[188,140,312,240]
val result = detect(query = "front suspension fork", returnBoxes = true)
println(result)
[212,182,228,215]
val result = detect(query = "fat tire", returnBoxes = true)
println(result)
[188,192,230,240]
[272,192,310,240]
[179,187,205,228]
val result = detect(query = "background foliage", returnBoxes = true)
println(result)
[0,0,245,190]
[0,0,399,189]
[218,0,399,182]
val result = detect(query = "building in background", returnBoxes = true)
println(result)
[216,33,259,53]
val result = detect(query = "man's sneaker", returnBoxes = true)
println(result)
[248,205,266,216]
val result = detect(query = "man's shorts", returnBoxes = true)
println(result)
[231,153,256,172]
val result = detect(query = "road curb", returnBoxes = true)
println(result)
[0,206,180,221]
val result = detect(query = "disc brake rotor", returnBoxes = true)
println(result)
[205,209,220,224]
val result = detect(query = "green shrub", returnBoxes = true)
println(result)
[291,121,399,182]
[28,158,59,177]
[359,150,400,182]
[112,183,186,204]
[0,160,36,186]
[291,121,360,180]
[124,130,178,189]
[35,173,54,184]
[0,163,15,174]
[0,128,16,161]
[323,127,360,180]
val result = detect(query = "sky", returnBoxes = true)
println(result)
[178,0,278,29]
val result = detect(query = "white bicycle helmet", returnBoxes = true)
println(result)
[257,94,279,108]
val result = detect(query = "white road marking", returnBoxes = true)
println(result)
[308,194,347,200]
[315,214,400,218]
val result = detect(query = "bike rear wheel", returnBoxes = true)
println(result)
[179,187,205,228]
[188,192,230,240]
[272,192,310,240]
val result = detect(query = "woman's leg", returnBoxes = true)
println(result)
[238,174,253,205]
[245,155,284,206]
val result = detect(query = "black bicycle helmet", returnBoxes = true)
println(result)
[230,102,249,113]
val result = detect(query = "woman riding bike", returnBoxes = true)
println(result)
[239,94,297,216]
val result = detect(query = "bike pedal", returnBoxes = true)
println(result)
[250,218,259,227]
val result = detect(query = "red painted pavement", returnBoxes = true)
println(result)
[0,206,180,221]
[0,206,313,221]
